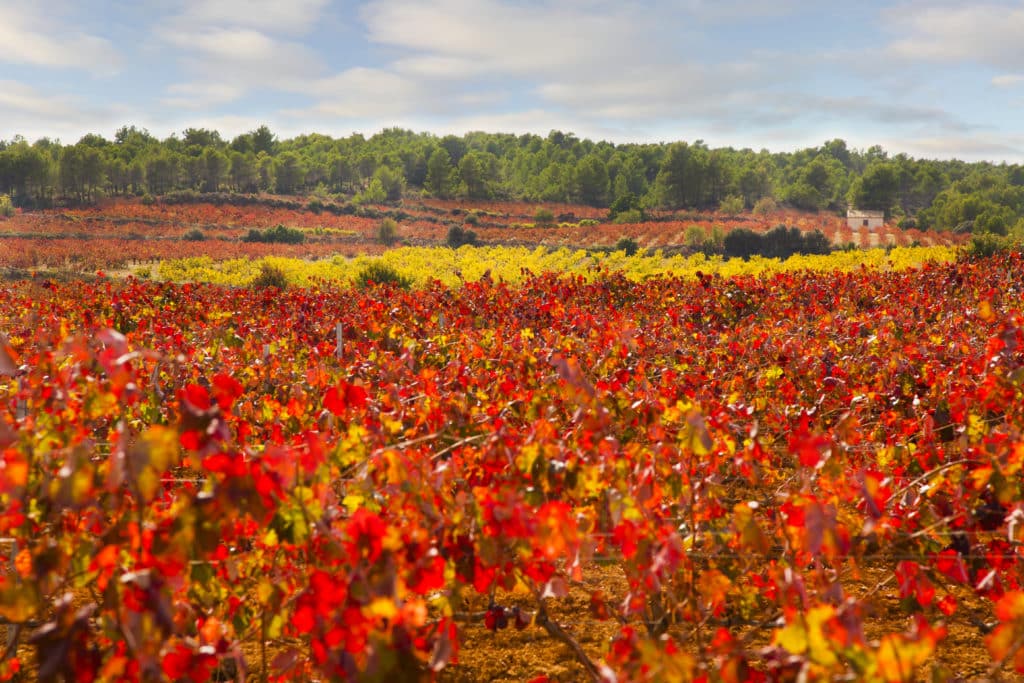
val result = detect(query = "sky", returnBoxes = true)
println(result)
[3,0,1024,161]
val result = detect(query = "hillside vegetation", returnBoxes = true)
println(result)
[3,127,1024,238]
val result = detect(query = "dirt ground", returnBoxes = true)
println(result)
[0,559,1005,682]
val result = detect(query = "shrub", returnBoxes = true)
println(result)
[967,233,1014,258]
[724,225,833,260]
[801,229,833,255]
[578,218,600,227]
[684,225,707,249]
[464,211,480,226]
[615,237,639,256]
[377,217,398,246]
[140,193,156,206]
[307,198,325,214]
[354,178,387,206]
[250,263,288,290]
[723,228,764,259]
[707,225,725,252]
[719,194,745,216]
[446,225,479,248]
[533,207,556,227]
[752,196,777,217]
[355,262,413,290]
[0,194,13,218]
[243,224,305,244]
[183,228,206,241]
[612,209,644,225]
[608,192,644,222]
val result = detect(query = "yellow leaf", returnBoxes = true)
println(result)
[266,613,284,639]
[806,605,839,667]
[773,619,808,654]
[142,425,180,472]
[0,579,39,622]
[136,467,160,503]
[256,578,274,604]
[342,494,364,513]
[367,597,398,620]
[979,299,994,321]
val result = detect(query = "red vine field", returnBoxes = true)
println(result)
[0,198,967,271]
[0,249,1021,682]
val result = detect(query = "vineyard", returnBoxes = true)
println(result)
[0,198,968,273]
[0,227,1022,681]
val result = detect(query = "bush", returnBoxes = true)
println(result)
[578,218,600,227]
[464,211,480,226]
[752,196,777,217]
[446,225,479,248]
[724,225,833,260]
[243,224,305,244]
[354,178,387,206]
[0,194,13,218]
[707,225,725,252]
[534,207,556,227]
[307,198,325,214]
[684,225,707,249]
[612,209,643,224]
[719,194,745,216]
[615,237,639,256]
[800,229,833,255]
[967,233,1015,257]
[723,228,764,259]
[355,262,413,290]
[608,192,645,222]
[183,228,206,241]
[250,263,288,290]
[140,193,156,206]
[377,217,398,246]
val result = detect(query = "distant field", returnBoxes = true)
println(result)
[0,197,968,273]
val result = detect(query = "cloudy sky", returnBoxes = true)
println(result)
[3,0,1024,160]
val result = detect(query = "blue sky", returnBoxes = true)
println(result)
[3,0,1024,161]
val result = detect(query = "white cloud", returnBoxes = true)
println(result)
[161,82,247,109]
[361,0,661,80]
[281,0,974,149]
[160,27,322,84]
[876,132,1024,162]
[153,0,327,110]
[0,80,130,141]
[288,67,435,118]
[673,0,810,21]
[884,3,1024,70]
[992,73,1024,88]
[174,0,330,35]
[0,81,79,119]
[0,2,121,73]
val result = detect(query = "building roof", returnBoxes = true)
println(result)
[847,209,885,218]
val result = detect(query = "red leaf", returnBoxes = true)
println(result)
[325,382,369,415]
[161,644,193,680]
[183,384,211,411]
[344,382,368,409]
[292,604,316,634]
[211,373,243,409]
[324,386,344,416]
[938,594,957,616]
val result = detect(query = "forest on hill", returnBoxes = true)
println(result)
[3,126,1024,235]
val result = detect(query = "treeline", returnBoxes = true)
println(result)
[3,125,1024,233]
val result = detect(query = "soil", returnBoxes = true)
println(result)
[0,557,1005,682]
